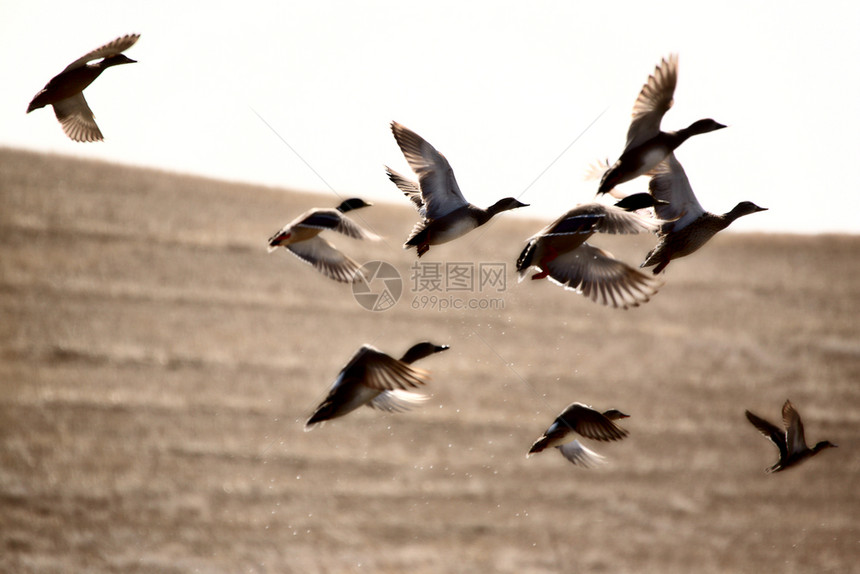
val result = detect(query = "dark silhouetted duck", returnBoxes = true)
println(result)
[528,403,630,468]
[745,399,837,473]
[597,54,726,196]
[27,34,140,142]
[640,154,767,273]
[267,198,379,283]
[305,342,449,430]
[516,194,665,309]
[386,121,528,257]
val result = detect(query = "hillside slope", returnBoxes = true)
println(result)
[1,148,858,573]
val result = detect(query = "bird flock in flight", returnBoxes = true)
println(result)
[27,35,836,473]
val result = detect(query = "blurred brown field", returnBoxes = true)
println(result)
[1,147,858,573]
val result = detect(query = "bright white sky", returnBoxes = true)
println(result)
[3,1,859,233]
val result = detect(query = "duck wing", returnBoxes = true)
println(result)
[390,122,468,219]
[369,389,430,412]
[546,243,662,309]
[385,166,426,217]
[557,440,607,468]
[284,236,363,283]
[592,204,664,235]
[62,34,140,72]
[648,153,704,231]
[355,346,431,391]
[543,207,604,236]
[745,410,788,460]
[297,209,380,240]
[782,400,808,455]
[544,204,662,238]
[557,403,629,442]
[624,54,678,151]
[52,93,103,142]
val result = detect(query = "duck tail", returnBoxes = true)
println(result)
[305,399,340,430]
[527,436,550,456]
[584,158,611,182]
[640,244,669,274]
[516,240,536,280]
[27,89,50,113]
[404,221,429,254]
[267,230,287,251]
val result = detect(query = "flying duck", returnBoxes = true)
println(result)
[267,198,379,283]
[745,399,836,473]
[305,342,449,429]
[516,194,665,309]
[597,54,726,196]
[640,154,767,273]
[27,34,140,142]
[528,403,630,468]
[386,121,528,257]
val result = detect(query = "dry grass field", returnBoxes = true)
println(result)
[1,147,859,573]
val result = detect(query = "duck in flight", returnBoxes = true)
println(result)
[27,34,140,142]
[267,198,379,283]
[745,399,837,473]
[528,403,630,468]
[516,193,665,309]
[597,54,726,196]
[386,121,528,257]
[305,342,449,430]
[640,154,767,273]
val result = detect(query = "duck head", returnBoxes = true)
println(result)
[99,54,137,68]
[602,409,630,421]
[728,201,768,220]
[813,440,837,452]
[487,197,529,215]
[613,193,668,212]
[399,342,450,364]
[685,118,727,135]
[336,197,374,213]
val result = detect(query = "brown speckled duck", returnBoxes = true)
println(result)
[528,403,630,468]
[305,342,449,430]
[640,154,767,273]
[597,54,726,196]
[745,400,837,473]
[27,34,140,142]
[387,121,528,257]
